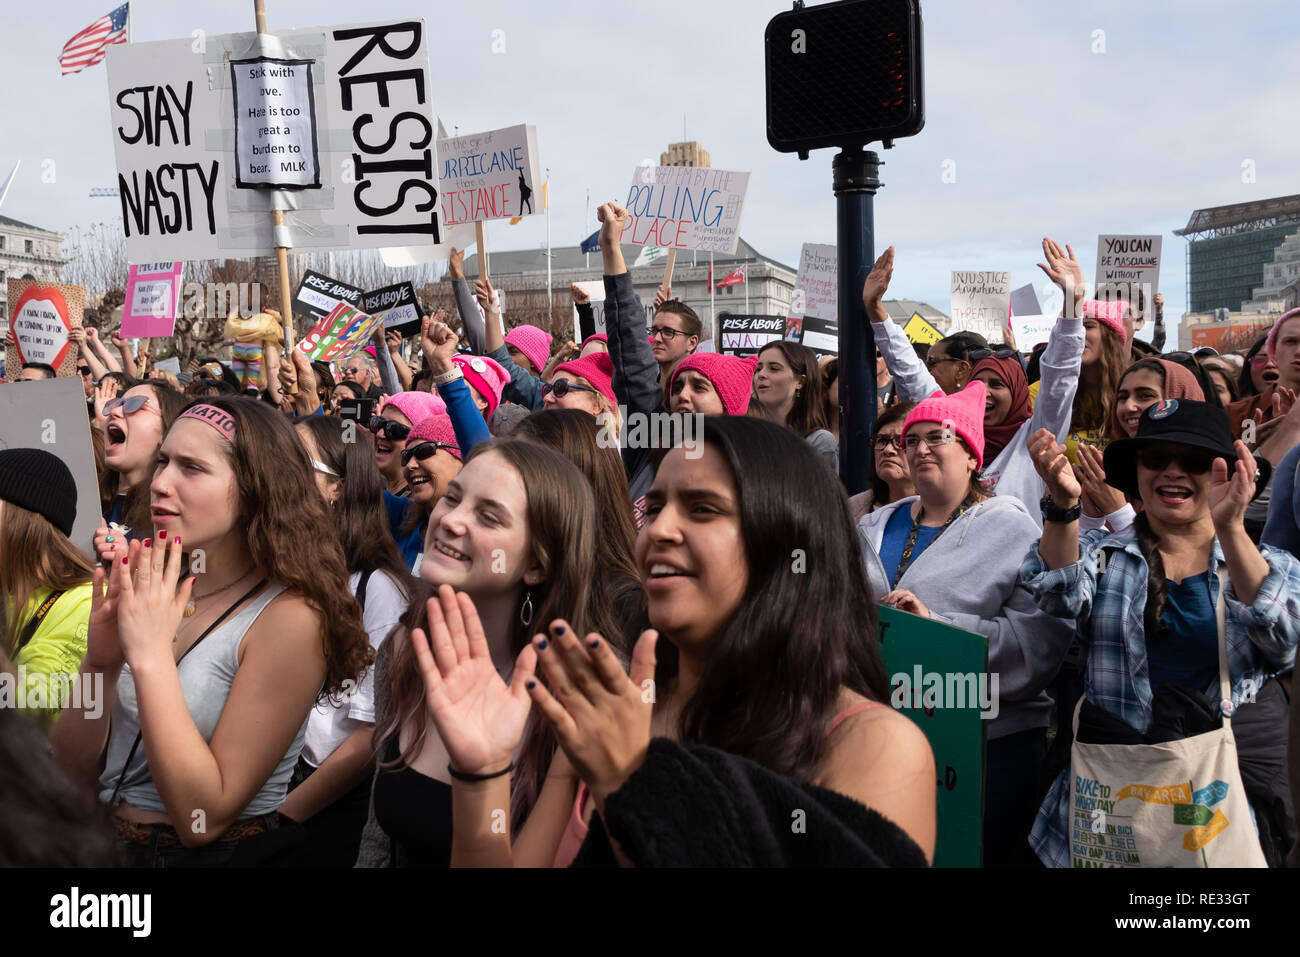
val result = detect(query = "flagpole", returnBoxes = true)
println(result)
[745,258,750,313]
[545,168,551,330]
[710,250,716,341]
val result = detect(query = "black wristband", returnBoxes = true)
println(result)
[447,762,514,783]
[1040,494,1082,524]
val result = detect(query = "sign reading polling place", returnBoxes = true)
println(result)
[106,19,440,263]
[438,124,542,226]
[623,166,749,254]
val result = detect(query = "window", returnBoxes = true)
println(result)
[0,235,5,249]
[24,239,32,254]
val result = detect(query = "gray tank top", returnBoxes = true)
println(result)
[98,583,305,818]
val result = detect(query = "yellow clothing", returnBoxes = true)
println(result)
[224,311,284,346]
[8,584,93,734]
[1028,380,1109,466]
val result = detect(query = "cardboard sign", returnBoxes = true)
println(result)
[623,166,749,254]
[903,312,943,345]
[878,605,989,868]
[950,271,1011,344]
[719,314,785,357]
[0,377,100,557]
[296,301,383,362]
[362,281,422,337]
[438,124,541,226]
[800,315,839,358]
[122,262,184,337]
[1096,234,1162,316]
[5,279,83,377]
[106,19,439,263]
[787,243,837,322]
[294,270,365,324]
[1010,314,1056,351]
[231,57,321,189]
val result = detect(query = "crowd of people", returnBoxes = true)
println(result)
[3,205,1298,869]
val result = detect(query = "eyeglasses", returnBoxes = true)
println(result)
[904,428,958,452]
[401,441,460,466]
[368,416,411,442]
[970,347,1020,363]
[925,354,963,369]
[1249,355,1274,368]
[649,325,688,342]
[542,379,598,398]
[104,395,154,417]
[1137,447,1216,475]
[343,365,364,376]
[311,458,340,478]
[873,433,904,452]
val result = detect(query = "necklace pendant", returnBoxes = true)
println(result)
[183,601,196,618]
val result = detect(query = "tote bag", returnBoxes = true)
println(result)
[1067,570,1266,868]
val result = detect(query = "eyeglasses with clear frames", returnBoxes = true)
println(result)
[904,428,958,452]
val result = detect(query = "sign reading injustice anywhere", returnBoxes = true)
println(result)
[720,314,784,357]
[362,281,422,337]
[5,279,84,377]
[950,271,1011,344]
[106,19,440,262]
[231,57,320,189]
[293,270,364,323]
[438,124,541,226]
[623,166,749,254]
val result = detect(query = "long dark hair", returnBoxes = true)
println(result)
[179,397,372,701]
[1133,511,1169,641]
[661,416,890,782]
[379,439,627,826]
[1237,335,1270,399]
[295,415,414,591]
[1075,324,1126,432]
[868,400,916,506]
[101,381,187,531]
[756,340,828,437]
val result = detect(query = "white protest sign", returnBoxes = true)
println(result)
[623,166,749,253]
[1096,234,1162,316]
[231,57,320,188]
[787,243,837,321]
[438,124,541,226]
[572,280,606,340]
[950,271,1012,344]
[1010,314,1056,351]
[106,19,439,263]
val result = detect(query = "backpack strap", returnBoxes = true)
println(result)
[15,590,65,654]
[356,569,374,614]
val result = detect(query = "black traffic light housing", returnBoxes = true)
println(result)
[765,0,924,158]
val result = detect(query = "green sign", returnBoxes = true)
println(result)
[878,606,989,868]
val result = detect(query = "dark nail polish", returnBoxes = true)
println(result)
[554,624,566,635]
[537,639,548,651]
[589,638,600,650]
[526,680,536,690]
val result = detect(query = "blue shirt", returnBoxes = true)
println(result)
[384,489,423,571]
[1149,571,1218,696]
[879,504,944,586]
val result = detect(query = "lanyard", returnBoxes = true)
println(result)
[891,496,973,589]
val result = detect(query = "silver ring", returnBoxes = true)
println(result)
[105,534,115,543]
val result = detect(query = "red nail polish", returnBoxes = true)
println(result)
[174,537,181,545]
[122,557,129,565]
[144,538,151,547]
[158,529,166,537]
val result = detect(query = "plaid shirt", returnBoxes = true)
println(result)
[1020,526,1300,867]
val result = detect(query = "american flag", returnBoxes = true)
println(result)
[60,3,129,75]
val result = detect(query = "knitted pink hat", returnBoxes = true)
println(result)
[902,381,988,470]
[553,352,616,407]
[580,333,608,353]
[1080,299,1128,344]
[407,414,462,461]
[452,354,509,418]
[378,390,446,425]
[1265,307,1300,358]
[670,353,757,416]
[504,324,553,374]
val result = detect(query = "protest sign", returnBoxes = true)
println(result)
[154,356,181,375]
[787,243,837,322]
[122,262,184,338]
[1010,283,1042,318]
[719,314,785,357]
[231,57,320,189]
[1010,314,1056,351]
[296,302,383,362]
[572,280,606,341]
[362,281,422,337]
[800,315,838,358]
[0,376,100,557]
[106,19,439,263]
[293,270,365,323]
[438,125,541,227]
[1096,234,1162,316]
[623,166,749,254]
[878,605,989,868]
[904,312,943,345]
[5,279,83,377]
[950,271,1011,344]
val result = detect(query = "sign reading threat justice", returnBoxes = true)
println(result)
[950,271,1011,344]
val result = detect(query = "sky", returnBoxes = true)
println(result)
[5,0,1300,345]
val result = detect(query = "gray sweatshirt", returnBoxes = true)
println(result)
[858,494,1075,740]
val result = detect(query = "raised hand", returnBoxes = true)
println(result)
[861,246,895,313]
[93,520,129,566]
[448,247,464,280]
[596,202,629,248]
[527,621,657,811]
[474,278,498,319]
[116,536,194,669]
[85,563,126,671]
[653,283,672,309]
[1209,441,1258,533]
[85,326,101,345]
[1036,238,1086,306]
[110,329,126,350]
[1029,428,1082,506]
[1075,443,1127,518]
[571,282,590,306]
[409,585,537,776]
[91,377,118,430]
[385,329,403,354]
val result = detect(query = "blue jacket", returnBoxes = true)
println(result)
[604,271,660,525]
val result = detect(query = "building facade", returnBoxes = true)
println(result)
[0,215,66,327]
[660,141,711,168]
[1176,195,1300,314]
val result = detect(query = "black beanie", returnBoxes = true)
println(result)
[0,449,78,537]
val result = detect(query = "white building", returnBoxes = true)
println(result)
[0,215,66,329]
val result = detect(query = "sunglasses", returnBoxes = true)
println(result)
[401,441,460,466]
[970,347,1020,363]
[1249,355,1274,368]
[368,416,411,442]
[873,433,904,452]
[542,379,598,398]
[104,395,153,416]
[1137,447,1216,475]
[925,354,963,369]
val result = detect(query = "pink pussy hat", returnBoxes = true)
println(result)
[902,380,988,470]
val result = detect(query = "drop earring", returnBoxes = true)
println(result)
[520,589,534,627]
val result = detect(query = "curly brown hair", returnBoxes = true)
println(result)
[182,397,372,702]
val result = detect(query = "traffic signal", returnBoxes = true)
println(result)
[765,0,925,158]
